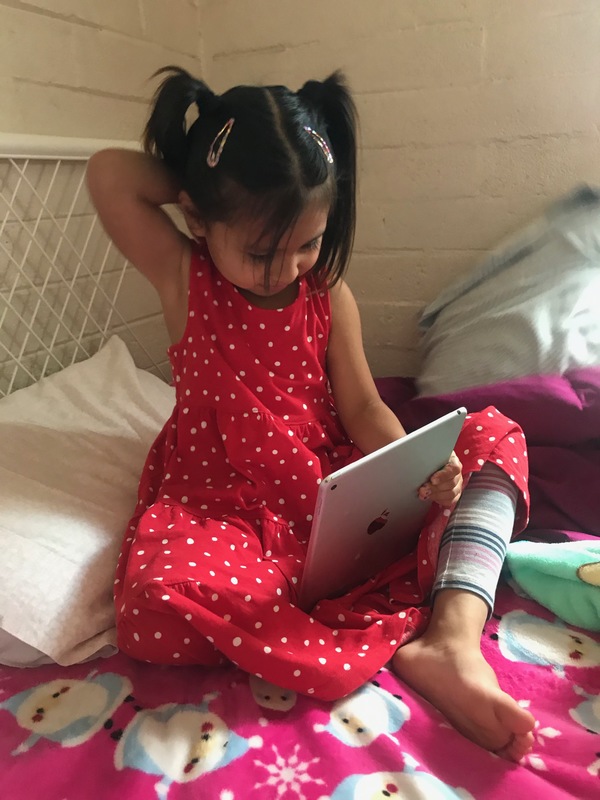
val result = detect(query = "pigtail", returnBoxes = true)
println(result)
[143,66,216,178]
[298,71,358,284]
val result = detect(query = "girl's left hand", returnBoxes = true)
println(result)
[418,451,463,508]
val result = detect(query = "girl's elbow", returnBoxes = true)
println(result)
[86,150,116,194]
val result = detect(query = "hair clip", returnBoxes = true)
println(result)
[303,126,334,164]
[207,118,235,167]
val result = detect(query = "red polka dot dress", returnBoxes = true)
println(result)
[114,241,529,701]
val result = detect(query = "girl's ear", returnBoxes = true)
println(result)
[179,191,207,239]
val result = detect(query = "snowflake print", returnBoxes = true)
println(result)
[254,743,325,798]
[0,672,12,697]
[587,752,600,777]
[518,701,561,772]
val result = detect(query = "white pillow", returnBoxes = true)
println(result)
[417,186,600,396]
[0,336,175,666]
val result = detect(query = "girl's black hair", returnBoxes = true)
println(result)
[143,66,357,286]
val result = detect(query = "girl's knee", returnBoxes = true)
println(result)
[116,581,222,667]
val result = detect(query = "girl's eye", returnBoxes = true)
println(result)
[248,236,321,263]
[304,237,322,251]
[248,253,268,264]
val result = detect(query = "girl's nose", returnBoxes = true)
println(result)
[276,255,300,283]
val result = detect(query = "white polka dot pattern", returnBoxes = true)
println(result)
[148,243,356,537]
[112,243,531,702]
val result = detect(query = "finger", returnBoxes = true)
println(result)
[432,477,462,494]
[431,483,462,504]
[430,463,461,485]
[449,451,462,466]
[418,483,432,500]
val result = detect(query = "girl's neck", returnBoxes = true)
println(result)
[236,279,300,310]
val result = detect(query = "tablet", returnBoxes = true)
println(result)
[298,407,467,611]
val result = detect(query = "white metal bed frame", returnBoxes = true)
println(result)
[0,133,169,397]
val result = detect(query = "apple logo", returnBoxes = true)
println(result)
[367,510,390,535]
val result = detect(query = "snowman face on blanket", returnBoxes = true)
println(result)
[0,673,132,754]
[327,769,474,799]
[314,683,410,747]
[249,676,297,711]
[570,687,600,734]
[497,611,600,672]
[115,699,262,798]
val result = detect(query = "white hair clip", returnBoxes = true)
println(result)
[207,118,235,167]
[303,126,334,164]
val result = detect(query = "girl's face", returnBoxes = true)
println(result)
[182,196,329,303]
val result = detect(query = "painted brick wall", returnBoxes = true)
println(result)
[201,0,600,376]
[0,1,204,386]
[0,0,202,140]
[2,1,600,377]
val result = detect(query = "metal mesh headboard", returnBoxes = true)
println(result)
[0,133,171,398]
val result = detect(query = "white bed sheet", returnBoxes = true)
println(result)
[0,337,175,666]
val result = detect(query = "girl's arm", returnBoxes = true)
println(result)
[327,280,407,454]
[328,281,462,506]
[86,149,188,294]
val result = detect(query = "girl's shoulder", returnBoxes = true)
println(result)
[185,238,220,288]
[318,278,352,314]
[306,271,338,299]
[188,237,211,269]
[304,272,334,317]
[327,280,363,334]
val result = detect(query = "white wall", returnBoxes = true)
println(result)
[201,0,600,376]
[0,1,204,388]
[0,0,202,139]
[2,1,600,377]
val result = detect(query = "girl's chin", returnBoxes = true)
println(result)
[235,280,300,308]
[261,285,288,296]
[243,283,292,297]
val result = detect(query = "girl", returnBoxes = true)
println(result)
[87,67,535,760]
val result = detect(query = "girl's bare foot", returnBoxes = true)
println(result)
[392,631,535,761]
[392,589,536,761]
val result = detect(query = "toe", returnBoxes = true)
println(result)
[508,731,535,762]
[485,693,536,760]
[514,708,536,735]
[493,736,516,761]
[495,693,536,735]
[494,732,533,763]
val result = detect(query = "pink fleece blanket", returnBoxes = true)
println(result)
[1,586,599,799]
[2,369,599,799]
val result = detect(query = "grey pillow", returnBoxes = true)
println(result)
[417,186,600,396]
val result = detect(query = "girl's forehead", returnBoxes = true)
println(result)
[236,204,330,249]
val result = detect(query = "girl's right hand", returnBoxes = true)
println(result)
[418,451,463,508]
